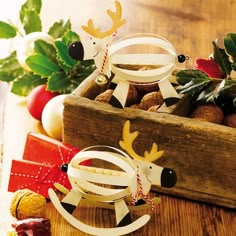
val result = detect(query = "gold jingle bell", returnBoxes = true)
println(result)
[95,73,108,85]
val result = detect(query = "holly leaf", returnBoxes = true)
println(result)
[224,33,236,62]
[72,60,96,85]
[176,69,211,94]
[217,79,236,99]
[56,59,72,73]
[47,72,71,92]
[61,30,80,45]
[21,9,42,34]
[0,72,16,82]
[11,73,47,96]
[34,40,57,64]
[196,79,236,112]
[54,41,77,68]
[0,51,24,81]
[0,21,17,38]
[20,0,42,22]
[0,51,21,71]
[26,54,60,77]
[48,19,71,38]
[47,60,96,93]
[212,41,232,76]
[196,81,222,104]
[176,69,209,85]
[0,68,23,82]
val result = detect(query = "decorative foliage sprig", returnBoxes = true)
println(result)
[176,33,236,114]
[0,0,95,96]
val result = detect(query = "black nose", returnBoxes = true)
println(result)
[161,168,177,188]
[68,41,84,60]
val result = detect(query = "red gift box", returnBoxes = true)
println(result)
[23,132,81,165]
[8,159,64,198]
[8,132,89,198]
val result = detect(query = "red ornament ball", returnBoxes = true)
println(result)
[26,84,59,121]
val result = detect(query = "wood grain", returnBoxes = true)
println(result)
[126,0,236,68]
[63,92,236,208]
[44,193,236,236]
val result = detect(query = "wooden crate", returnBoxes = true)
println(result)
[63,70,236,208]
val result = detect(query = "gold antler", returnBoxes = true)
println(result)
[81,1,126,38]
[119,120,164,162]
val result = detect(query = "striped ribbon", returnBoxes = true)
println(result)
[101,43,109,74]
[132,166,155,211]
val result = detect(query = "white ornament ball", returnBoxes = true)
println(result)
[42,94,67,141]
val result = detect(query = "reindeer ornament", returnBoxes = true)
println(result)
[48,121,177,235]
[68,0,125,78]
[68,1,188,108]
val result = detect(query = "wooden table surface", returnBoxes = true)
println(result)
[1,0,236,235]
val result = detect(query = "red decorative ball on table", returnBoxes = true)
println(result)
[26,84,59,121]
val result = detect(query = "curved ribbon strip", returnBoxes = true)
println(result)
[109,33,177,83]
[67,148,137,198]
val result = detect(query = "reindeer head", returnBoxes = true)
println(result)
[119,120,177,195]
[68,1,126,76]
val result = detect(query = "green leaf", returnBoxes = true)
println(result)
[26,54,60,77]
[48,19,71,38]
[47,60,96,94]
[212,41,232,76]
[196,81,221,104]
[0,21,17,38]
[217,79,236,99]
[66,60,96,91]
[176,69,211,95]
[20,0,42,22]
[196,79,236,111]
[0,51,24,81]
[177,78,212,95]
[11,73,47,96]
[73,60,96,82]
[224,33,236,61]
[56,59,72,73]
[215,80,236,112]
[21,9,42,34]
[0,71,16,82]
[54,41,77,68]
[0,69,23,82]
[62,30,80,45]
[34,40,57,64]
[47,72,71,92]
[176,69,209,85]
[0,51,21,71]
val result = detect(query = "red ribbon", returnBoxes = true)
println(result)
[131,167,155,211]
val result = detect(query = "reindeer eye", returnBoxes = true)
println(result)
[93,42,96,45]
[149,166,152,169]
